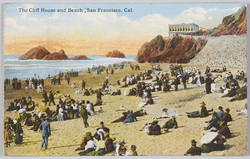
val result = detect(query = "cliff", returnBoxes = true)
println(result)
[18,46,51,60]
[137,35,207,63]
[70,55,90,60]
[106,50,126,58]
[212,6,247,35]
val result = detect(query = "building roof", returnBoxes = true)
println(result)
[169,23,199,26]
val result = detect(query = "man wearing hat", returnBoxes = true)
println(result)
[199,102,209,117]
[39,118,51,150]
[185,139,201,156]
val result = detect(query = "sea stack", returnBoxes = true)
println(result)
[105,50,126,58]
[43,49,69,60]
[18,46,51,60]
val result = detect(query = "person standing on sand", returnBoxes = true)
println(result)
[205,75,212,94]
[48,91,55,106]
[67,76,70,85]
[182,74,187,89]
[174,77,180,91]
[82,80,86,91]
[195,73,201,87]
[80,103,89,128]
[39,118,51,150]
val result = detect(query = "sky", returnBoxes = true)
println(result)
[4,3,245,56]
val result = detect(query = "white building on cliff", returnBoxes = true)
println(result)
[169,23,199,37]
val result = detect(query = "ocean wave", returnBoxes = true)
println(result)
[4,56,137,79]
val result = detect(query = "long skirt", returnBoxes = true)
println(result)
[201,143,225,153]
[15,133,23,144]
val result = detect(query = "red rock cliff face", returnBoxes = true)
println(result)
[18,46,51,60]
[212,6,247,35]
[106,50,126,58]
[43,49,69,60]
[137,35,207,63]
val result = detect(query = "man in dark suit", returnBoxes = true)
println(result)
[39,118,51,150]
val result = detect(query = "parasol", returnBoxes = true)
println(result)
[200,132,218,145]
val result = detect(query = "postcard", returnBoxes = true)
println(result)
[3,3,247,156]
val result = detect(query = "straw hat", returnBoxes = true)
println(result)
[200,101,206,107]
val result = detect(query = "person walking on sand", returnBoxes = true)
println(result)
[39,118,51,150]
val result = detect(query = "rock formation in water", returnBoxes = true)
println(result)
[19,46,89,60]
[42,49,69,60]
[70,55,90,60]
[105,50,126,58]
[18,46,51,60]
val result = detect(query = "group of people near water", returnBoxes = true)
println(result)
[4,62,247,156]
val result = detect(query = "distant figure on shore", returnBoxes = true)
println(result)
[67,77,70,85]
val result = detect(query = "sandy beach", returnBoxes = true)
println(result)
[3,62,247,156]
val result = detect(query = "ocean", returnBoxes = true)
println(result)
[4,55,137,79]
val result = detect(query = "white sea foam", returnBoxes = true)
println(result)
[4,55,137,79]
